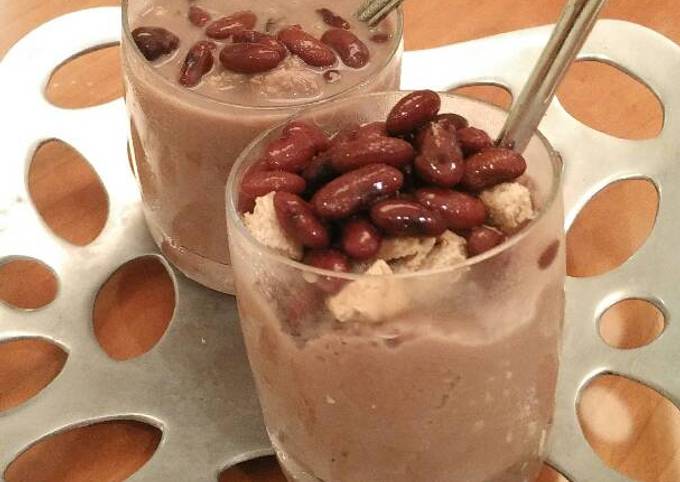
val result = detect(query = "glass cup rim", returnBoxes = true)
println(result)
[120,0,404,112]
[226,91,564,281]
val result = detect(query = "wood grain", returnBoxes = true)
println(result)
[1,0,679,481]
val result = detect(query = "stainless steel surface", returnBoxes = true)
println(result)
[0,7,677,481]
[356,0,406,26]
[497,0,607,152]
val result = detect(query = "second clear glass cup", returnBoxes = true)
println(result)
[227,92,565,482]
[121,0,403,293]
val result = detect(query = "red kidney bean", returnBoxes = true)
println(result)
[219,43,283,74]
[415,187,487,230]
[277,25,337,67]
[355,121,387,139]
[237,193,256,214]
[282,121,330,152]
[304,248,350,272]
[414,121,465,187]
[237,158,269,213]
[274,192,330,249]
[341,217,382,260]
[329,123,361,147]
[323,70,341,83]
[179,41,216,87]
[370,199,446,236]
[264,131,317,173]
[239,170,306,213]
[461,147,527,191]
[538,240,560,269]
[232,30,288,59]
[466,226,506,256]
[434,113,469,130]
[131,27,179,61]
[246,157,270,173]
[386,90,441,135]
[188,6,212,27]
[302,153,338,191]
[457,126,493,156]
[370,33,390,43]
[316,8,351,29]
[241,170,306,198]
[205,11,257,39]
[326,122,389,162]
[321,29,370,69]
[303,249,350,293]
[329,136,415,172]
[312,163,403,220]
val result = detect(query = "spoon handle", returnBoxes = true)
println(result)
[497,0,608,152]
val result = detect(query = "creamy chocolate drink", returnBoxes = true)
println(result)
[227,92,565,482]
[122,0,402,292]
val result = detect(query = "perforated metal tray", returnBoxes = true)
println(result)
[1,8,678,481]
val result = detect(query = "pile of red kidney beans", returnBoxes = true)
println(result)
[239,90,529,272]
[132,7,390,87]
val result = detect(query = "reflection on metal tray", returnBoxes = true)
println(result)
[1,7,678,481]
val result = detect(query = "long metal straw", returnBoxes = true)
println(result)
[497,0,608,152]
[356,0,406,26]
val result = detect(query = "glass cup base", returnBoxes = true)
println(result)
[145,214,235,294]
[274,446,542,482]
[272,437,324,482]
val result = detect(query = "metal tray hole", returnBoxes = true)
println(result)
[4,420,161,482]
[0,338,67,413]
[567,179,658,277]
[219,456,285,482]
[537,464,571,482]
[577,373,680,482]
[45,44,123,109]
[29,139,109,246]
[557,60,664,140]
[94,256,175,361]
[0,258,58,310]
[599,298,665,349]
[448,83,513,110]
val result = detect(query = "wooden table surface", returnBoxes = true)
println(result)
[1,1,679,481]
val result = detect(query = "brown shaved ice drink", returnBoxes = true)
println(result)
[227,91,566,482]
[122,0,402,292]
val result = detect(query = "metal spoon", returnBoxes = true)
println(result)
[497,0,608,152]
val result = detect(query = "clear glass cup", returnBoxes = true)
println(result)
[121,1,404,293]
[226,91,565,482]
